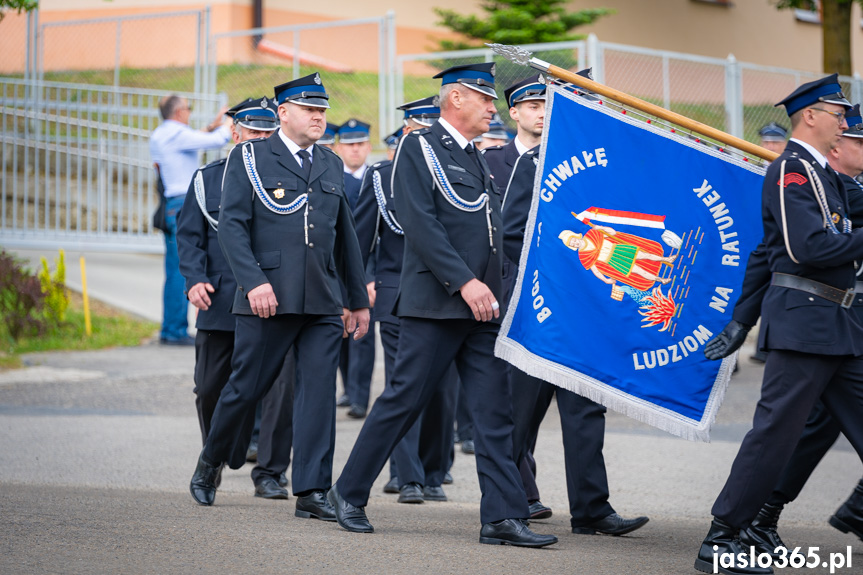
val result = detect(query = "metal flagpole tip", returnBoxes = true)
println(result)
[485,43,550,72]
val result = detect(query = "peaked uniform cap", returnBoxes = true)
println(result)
[482,114,509,140]
[505,74,547,108]
[319,122,339,145]
[337,119,371,144]
[775,73,851,116]
[397,96,441,126]
[226,97,279,131]
[433,62,499,99]
[274,72,330,109]
[384,127,404,148]
[758,122,788,141]
[843,104,863,138]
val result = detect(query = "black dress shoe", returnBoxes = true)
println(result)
[529,500,553,520]
[830,477,863,541]
[695,518,773,574]
[347,404,367,419]
[278,471,289,488]
[398,483,424,504]
[572,512,649,535]
[480,518,558,548]
[383,476,399,494]
[336,394,351,407]
[190,452,222,506]
[461,439,475,454]
[245,441,258,463]
[255,478,289,500]
[423,485,447,501]
[295,490,336,521]
[443,472,453,485]
[328,485,374,533]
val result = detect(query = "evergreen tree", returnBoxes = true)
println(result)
[434,0,613,51]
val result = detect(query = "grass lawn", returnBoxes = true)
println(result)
[0,291,158,370]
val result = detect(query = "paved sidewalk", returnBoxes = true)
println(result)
[0,247,861,573]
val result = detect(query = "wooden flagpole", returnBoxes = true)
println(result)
[486,43,779,163]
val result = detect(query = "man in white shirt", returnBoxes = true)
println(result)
[149,95,230,345]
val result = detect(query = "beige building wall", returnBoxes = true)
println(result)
[3,0,862,75]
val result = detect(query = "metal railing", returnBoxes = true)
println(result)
[210,13,397,143]
[0,78,226,252]
[399,34,863,143]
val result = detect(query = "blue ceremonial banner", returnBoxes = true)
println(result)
[495,85,766,441]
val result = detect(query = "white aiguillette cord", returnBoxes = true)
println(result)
[418,135,493,247]
[241,141,311,245]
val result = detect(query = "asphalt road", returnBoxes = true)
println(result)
[1,340,861,574]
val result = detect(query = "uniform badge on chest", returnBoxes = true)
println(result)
[832,212,841,224]
[274,188,285,199]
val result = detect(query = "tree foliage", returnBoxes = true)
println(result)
[434,0,614,51]
[773,0,856,75]
[0,0,38,21]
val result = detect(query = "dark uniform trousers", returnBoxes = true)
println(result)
[768,400,840,507]
[335,122,529,524]
[193,330,295,483]
[379,319,458,488]
[501,146,615,524]
[205,314,342,492]
[352,158,457,489]
[339,308,376,410]
[177,158,294,483]
[711,141,863,528]
[338,317,527,523]
[510,368,614,526]
[206,133,368,493]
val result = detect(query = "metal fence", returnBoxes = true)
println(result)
[31,8,210,94]
[399,34,863,144]
[0,78,226,252]
[210,13,397,144]
[6,13,863,253]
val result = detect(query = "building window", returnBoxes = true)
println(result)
[794,1,821,24]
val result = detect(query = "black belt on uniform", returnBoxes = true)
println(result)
[771,272,855,308]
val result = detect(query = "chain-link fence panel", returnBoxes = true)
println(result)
[0,10,31,76]
[597,42,729,136]
[37,10,207,93]
[212,17,393,152]
[739,65,860,144]
[1,78,226,252]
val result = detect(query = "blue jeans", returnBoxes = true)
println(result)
[161,195,189,341]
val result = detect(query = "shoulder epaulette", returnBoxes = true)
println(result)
[201,157,227,171]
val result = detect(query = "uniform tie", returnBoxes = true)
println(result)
[465,143,484,178]
[297,149,312,182]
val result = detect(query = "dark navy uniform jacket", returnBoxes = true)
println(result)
[344,172,363,212]
[482,140,520,191]
[354,160,402,324]
[391,121,504,320]
[501,146,540,266]
[177,158,237,332]
[733,169,863,327]
[756,140,863,355]
[218,131,369,316]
